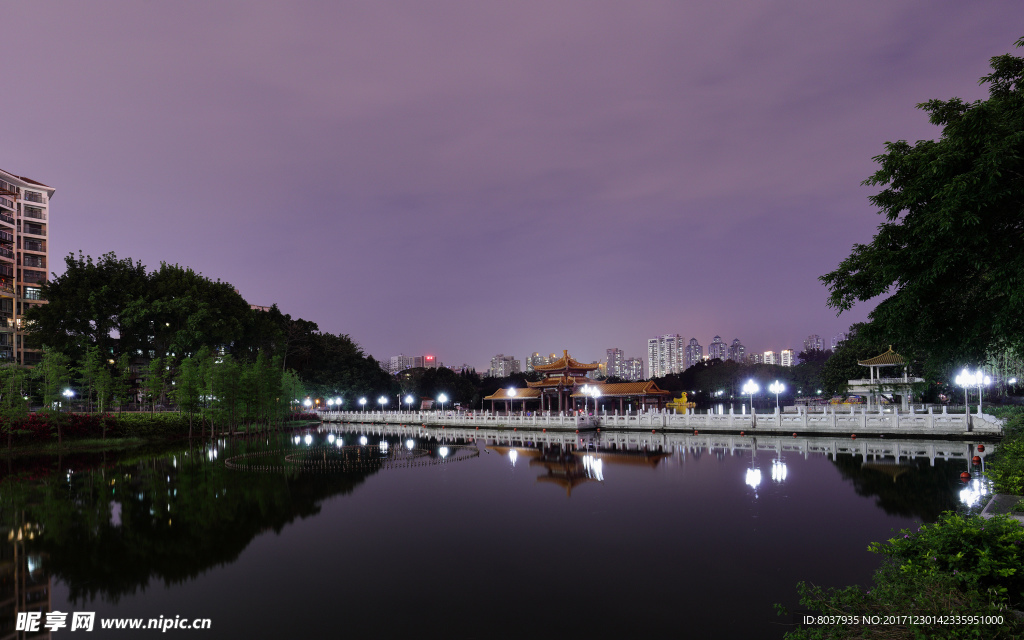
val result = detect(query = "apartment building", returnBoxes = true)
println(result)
[648,334,684,378]
[0,169,53,365]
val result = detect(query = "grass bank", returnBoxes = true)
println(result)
[0,411,321,454]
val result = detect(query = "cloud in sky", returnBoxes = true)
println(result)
[2,0,1019,369]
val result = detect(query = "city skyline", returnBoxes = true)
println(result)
[2,2,1019,372]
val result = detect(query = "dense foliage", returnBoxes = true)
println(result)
[986,410,1024,495]
[19,251,399,420]
[821,38,1024,372]
[783,513,1024,639]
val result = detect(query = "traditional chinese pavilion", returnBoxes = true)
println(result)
[529,350,671,413]
[848,346,923,411]
[528,350,602,412]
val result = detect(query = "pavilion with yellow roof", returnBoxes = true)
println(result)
[847,346,923,411]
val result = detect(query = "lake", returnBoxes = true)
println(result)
[0,424,991,638]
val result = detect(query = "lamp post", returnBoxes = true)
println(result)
[742,380,759,426]
[405,394,414,412]
[508,387,516,416]
[955,369,973,413]
[589,385,601,415]
[768,380,785,411]
[377,396,388,413]
[335,397,342,412]
[438,393,448,414]
[62,388,74,413]
[303,398,312,412]
[359,397,367,413]
[977,372,992,414]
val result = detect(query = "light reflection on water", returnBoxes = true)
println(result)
[0,427,996,640]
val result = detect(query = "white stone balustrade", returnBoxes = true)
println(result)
[320,404,1002,437]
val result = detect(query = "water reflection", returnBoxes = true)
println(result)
[771,459,788,483]
[0,425,1000,631]
[959,477,993,508]
[0,518,51,639]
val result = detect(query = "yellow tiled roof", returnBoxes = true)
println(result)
[533,350,601,372]
[483,388,542,400]
[569,381,670,397]
[526,375,592,388]
[858,347,906,367]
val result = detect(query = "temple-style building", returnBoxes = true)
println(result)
[484,350,671,414]
[529,350,601,412]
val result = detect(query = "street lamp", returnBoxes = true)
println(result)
[742,380,759,426]
[359,397,367,413]
[955,369,976,413]
[438,393,448,414]
[508,387,516,415]
[405,394,414,412]
[589,385,601,415]
[334,397,342,411]
[303,398,312,411]
[768,380,785,411]
[976,372,992,414]
[62,388,74,413]
[377,396,388,412]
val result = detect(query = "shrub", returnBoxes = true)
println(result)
[783,513,1024,639]
[871,512,1024,607]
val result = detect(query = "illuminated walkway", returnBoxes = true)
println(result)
[321,406,1002,438]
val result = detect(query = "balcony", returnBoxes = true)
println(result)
[22,192,45,204]
[0,232,13,244]
[0,247,12,259]
[0,266,12,278]
[22,206,45,221]
[0,197,12,211]
[22,224,45,236]
[23,239,44,252]
[21,270,45,284]
[22,256,44,268]
[0,212,13,226]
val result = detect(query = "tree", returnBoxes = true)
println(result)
[0,365,28,449]
[25,252,148,361]
[112,353,133,412]
[33,347,72,446]
[76,345,103,412]
[822,38,1024,371]
[143,357,165,413]
[173,354,202,438]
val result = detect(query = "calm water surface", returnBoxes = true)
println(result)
[0,425,990,639]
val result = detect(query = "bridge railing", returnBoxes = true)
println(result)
[320,405,998,435]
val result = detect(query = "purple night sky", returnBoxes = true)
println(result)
[2,1,1018,371]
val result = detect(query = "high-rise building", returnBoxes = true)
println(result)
[0,169,53,365]
[728,339,746,362]
[526,352,549,371]
[388,354,428,373]
[708,335,727,360]
[647,334,684,378]
[762,350,778,365]
[749,353,763,364]
[489,354,521,377]
[684,338,703,369]
[804,334,823,353]
[780,349,795,367]
[624,357,644,381]
[606,347,626,378]
[831,332,848,349]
